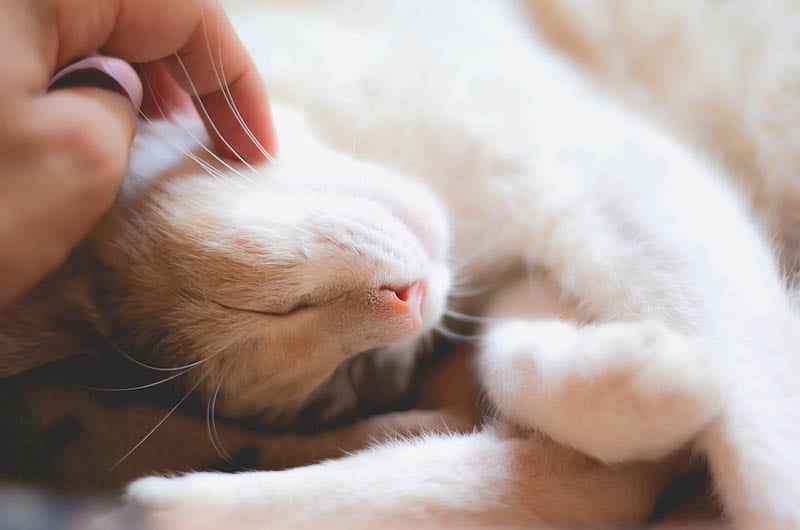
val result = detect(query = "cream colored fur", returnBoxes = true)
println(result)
[0,0,791,526]
[117,1,800,529]
[529,0,800,262]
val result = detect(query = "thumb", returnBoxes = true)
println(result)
[43,56,142,213]
[0,57,142,306]
[49,56,144,113]
[40,55,142,239]
[40,55,142,225]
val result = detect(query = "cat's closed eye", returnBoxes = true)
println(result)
[84,109,452,421]
[212,299,314,317]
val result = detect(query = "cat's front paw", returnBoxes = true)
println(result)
[479,319,723,462]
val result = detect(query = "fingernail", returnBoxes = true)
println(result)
[49,56,143,112]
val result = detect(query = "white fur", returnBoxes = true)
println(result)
[479,318,722,463]
[126,0,800,528]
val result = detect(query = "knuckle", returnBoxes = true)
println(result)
[5,99,131,221]
[60,119,127,181]
[44,116,128,212]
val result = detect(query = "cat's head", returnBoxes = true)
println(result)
[86,106,451,424]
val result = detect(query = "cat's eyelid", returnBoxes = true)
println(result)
[212,299,312,317]
[207,285,351,318]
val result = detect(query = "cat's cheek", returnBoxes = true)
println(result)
[419,264,451,331]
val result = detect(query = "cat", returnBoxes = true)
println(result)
[0,104,468,488]
[0,107,452,428]
[123,0,800,528]
[528,0,800,265]
[1,0,797,527]
[0,358,473,491]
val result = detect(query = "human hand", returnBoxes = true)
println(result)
[0,0,276,307]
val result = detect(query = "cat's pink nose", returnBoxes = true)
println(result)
[383,280,425,328]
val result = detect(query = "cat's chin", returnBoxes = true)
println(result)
[244,340,423,432]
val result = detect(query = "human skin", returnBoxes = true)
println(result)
[0,0,276,308]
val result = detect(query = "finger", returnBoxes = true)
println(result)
[38,58,140,237]
[143,2,276,162]
[138,58,271,163]
[49,56,143,111]
[44,0,276,161]
[189,69,276,163]
[5,0,275,161]
[0,64,139,305]
[139,61,194,120]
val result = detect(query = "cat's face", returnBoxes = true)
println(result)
[89,108,451,423]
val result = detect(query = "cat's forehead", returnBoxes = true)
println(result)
[124,106,375,203]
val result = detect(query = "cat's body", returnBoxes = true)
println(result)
[529,0,800,264]
[2,0,800,527]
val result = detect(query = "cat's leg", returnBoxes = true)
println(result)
[469,73,800,527]
[507,159,800,529]
[478,317,721,463]
[472,274,720,463]
[123,281,685,527]
[19,380,470,488]
[127,429,674,528]
[528,0,800,267]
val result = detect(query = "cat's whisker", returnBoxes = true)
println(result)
[207,16,276,167]
[135,117,235,190]
[170,53,261,187]
[450,261,489,280]
[433,324,481,344]
[109,377,203,471]
[202,21,326,217]
[187,17,395,233]
[104,335,211,373]
[206,348,242,463]
[446,279,495,299]
[446,290,485,300]
[138,69,238,189]
[171,18,329,224]
[88,368,192,392]
[421,332,434,357]
[446,230,518,278]
[443,308,494,325]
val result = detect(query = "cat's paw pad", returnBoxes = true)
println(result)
[480,319,722,462]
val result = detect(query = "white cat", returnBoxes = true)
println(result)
[119,0,800,528]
